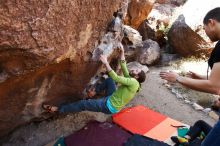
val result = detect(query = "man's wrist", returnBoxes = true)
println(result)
[176,76,182,83]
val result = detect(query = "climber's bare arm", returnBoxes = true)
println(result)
[100,55,112,72]
[119,43,125,61]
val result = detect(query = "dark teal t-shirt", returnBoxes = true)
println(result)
[208,41,220,69]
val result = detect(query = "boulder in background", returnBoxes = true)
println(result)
[137,39,160,65]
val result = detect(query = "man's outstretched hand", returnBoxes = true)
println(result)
[100,55,108,65]
[160,71,179,82]
[186,71,204,79]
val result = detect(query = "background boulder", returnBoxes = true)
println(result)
[124,0,156,29]
[168,15,212,57]
[137,39,160,65]
[167,0,220,57]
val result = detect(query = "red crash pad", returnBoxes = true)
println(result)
[113,105,167,135]
[112,105,185,144]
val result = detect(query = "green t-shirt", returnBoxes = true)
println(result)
[108,61,139,111]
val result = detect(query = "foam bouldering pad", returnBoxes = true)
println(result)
[112,105,189,145]
[124,134,170,146]
[64,121,132,146]
[53,137,65,146]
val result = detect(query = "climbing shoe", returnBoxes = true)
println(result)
[171,136,189,146]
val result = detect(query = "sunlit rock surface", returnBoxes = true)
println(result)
[0,0,125,137]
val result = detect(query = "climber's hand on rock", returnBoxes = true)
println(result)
[100,55,112,72]
[118,43,124,53]
[100,55,108,65]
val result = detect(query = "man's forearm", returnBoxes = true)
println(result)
[197,74,208,80]
[178,76,219,94]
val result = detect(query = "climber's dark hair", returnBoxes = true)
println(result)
[203,7,220,24]
[85,84,95,93]
[137,70,146,84]
[211,104,220,112]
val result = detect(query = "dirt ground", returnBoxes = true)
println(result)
[1,66,217,146]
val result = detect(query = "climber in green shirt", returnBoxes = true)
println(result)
[42,44,146,114]
[100,45,146,113]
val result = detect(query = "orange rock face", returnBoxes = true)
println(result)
[124,0,156,29]
[0,0,124,137]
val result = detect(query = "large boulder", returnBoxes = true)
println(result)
[180,0,220,43]
[168,15,212,57]
[168,0,220,57]
[124,0,156,29]
[123,25,143,48]
[137,39,160,65]
[122,27,160,65]
[0,0,125,138]
[122,25,143,62]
